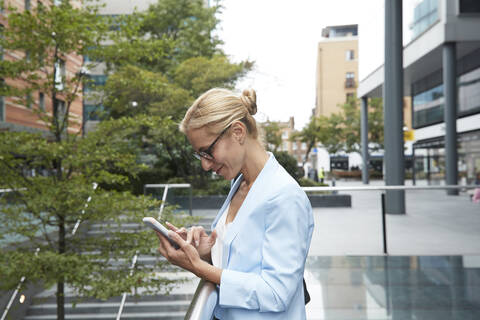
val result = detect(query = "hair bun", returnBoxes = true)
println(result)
[240,89,257,115]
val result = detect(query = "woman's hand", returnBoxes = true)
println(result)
[156,230,203,276]
[187,226,217,262]
[166,223,217,262]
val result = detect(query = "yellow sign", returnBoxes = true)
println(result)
[404,130,414,141]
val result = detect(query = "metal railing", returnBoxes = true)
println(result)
[302,184,480,255]
[184,279,217,320]
[144,183,193,216]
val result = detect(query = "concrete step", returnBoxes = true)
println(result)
[22,213,214,320]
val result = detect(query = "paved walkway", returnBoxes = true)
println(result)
[309,179,480,256]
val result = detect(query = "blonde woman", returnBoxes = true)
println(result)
[156,88,314,319]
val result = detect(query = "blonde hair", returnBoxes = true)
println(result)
[180,88,259,138]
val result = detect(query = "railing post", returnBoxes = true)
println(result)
[381,193,388,255]
[189,186,193,217]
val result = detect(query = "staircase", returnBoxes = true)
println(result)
[21,213,216,320]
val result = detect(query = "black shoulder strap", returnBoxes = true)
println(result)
[303,277,311,305]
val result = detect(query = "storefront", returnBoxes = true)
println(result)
[413,130,480,184]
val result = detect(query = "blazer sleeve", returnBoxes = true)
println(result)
[218,185,313,312]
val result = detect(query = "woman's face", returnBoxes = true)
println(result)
[187,124,245,180]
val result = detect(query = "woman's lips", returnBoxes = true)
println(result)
[215,165,223,175]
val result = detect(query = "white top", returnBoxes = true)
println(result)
[211,204,230,268]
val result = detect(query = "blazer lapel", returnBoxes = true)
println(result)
[211,174,244,229]
[222,153,278,267]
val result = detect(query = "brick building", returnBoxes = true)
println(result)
[0,0,83,134]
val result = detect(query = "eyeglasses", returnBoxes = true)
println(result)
[193,125,231,161]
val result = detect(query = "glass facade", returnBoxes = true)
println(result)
[410,0,439,40]
[458,67,480,114]
[413,84,444,128]
[83,104,104,121]
[84,74,107,92]
[412,66,480,128]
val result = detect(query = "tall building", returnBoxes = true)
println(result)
[0,0,83,134]
[83,0,158,133]
[358,0,480,185]
[315,24,358,118]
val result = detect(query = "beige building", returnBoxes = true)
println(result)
[260,117,306,165]
[315,25,358,117]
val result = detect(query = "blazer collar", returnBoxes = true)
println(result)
[221,152,278,267]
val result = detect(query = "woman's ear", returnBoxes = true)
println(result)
[231,121,247,144]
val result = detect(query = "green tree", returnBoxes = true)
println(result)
[97,0,251,189]
[262,121,282,152]
[273,151,301,181]
[319,96,384,155]
[0,3,191,320]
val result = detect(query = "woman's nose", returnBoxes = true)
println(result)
[201,157,214,171]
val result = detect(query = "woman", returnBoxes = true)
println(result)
[156,88,314,319]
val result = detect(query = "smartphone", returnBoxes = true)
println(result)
[142,217,180,249]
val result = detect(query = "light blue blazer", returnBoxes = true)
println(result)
[208,153,314,320]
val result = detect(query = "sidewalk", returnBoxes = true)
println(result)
[309,179,480,256]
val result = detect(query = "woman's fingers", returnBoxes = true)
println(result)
[168,230,189,250]
[192,227,201,247]
[209,229,217,245]
[156,231,170,257]
[165,221,178,231]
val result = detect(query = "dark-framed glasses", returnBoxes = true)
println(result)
[193,125,231,161]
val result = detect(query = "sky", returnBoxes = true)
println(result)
[216,0,418,130]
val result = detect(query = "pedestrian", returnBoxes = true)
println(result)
[318,167,325,184]
[473,172,480,203]
[155,88,314,319]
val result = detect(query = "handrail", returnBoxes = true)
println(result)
[302,183,480,255]
[144,183,193,216]
[301,184,479,192]
[1,183,97,320]
[184,279,217,320]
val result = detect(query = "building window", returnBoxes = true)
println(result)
[410,0,439,40]
[83,104,104,121]
[459,0,480,13]
[345,50,355,61]
[345,72,355,88]
[55,99,66,123]
[55,59,66,90]
[412,83,444,128]
[283,141,288,151]
[26,92,32,109]
[301,142,307,150]
[84,74,107,92]
[0,96,4,121]
[25,0,31,10]
[293,142,297,151]
[346,93,354,101]
[458,67,480,115]
[282,131,288,139]
[39,92,45,111]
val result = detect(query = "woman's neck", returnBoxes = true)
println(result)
[240,140,269,188]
